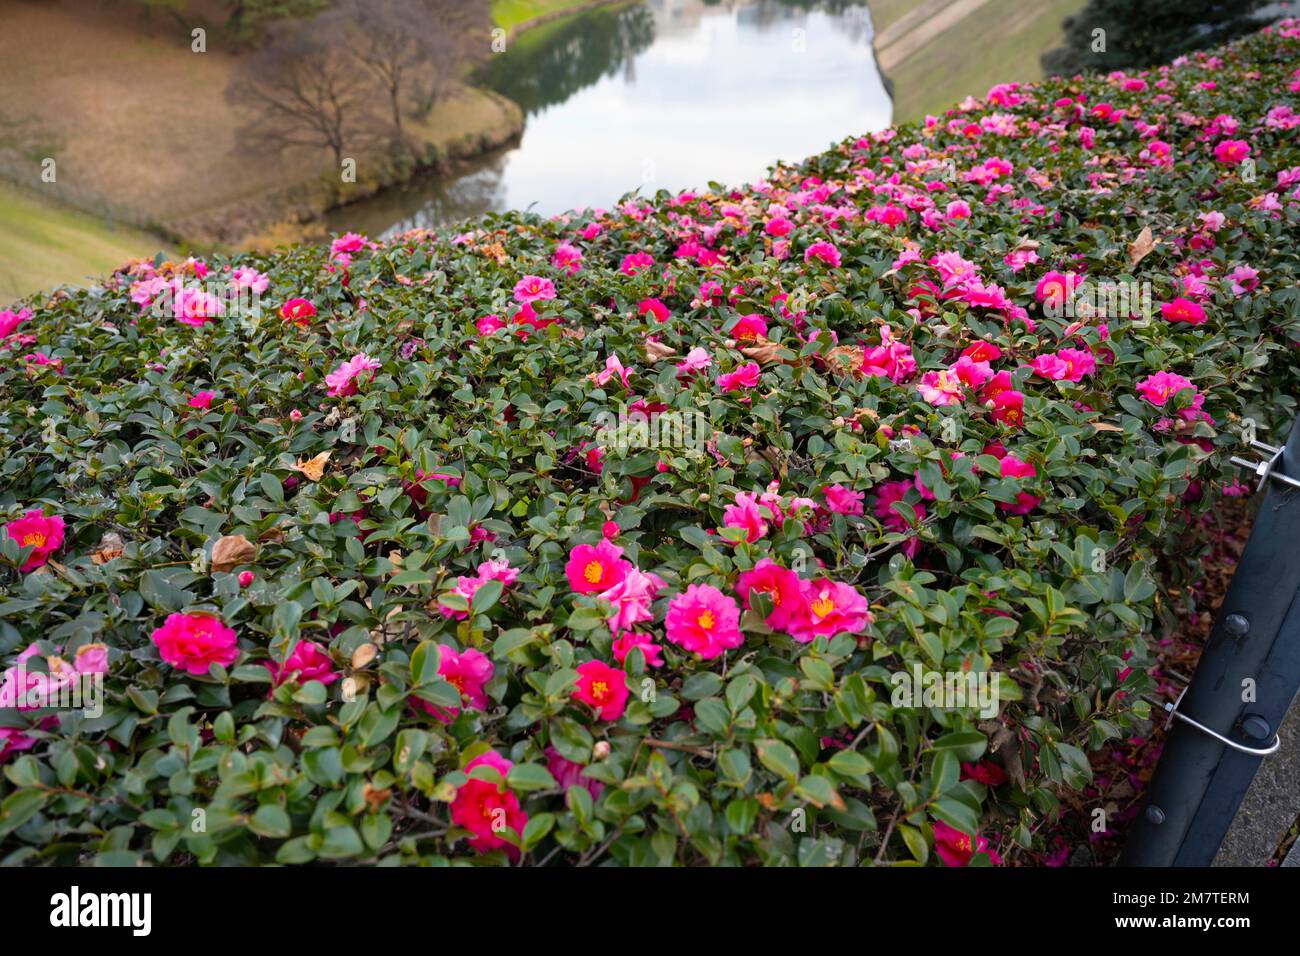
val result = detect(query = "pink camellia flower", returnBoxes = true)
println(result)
[566,539,632,594]
[665,584,743,660]
[573,660,629,721]
[475,557,519,587]
[677,347,712,376]
[991,390,1025,427]
[1213,139,1251,164]
[238,570,254,587]
[875,480,927,556]
[718,362,761,392]
[0,308,31,340]
[599,567,666,641]
[5,510,65,572]
[620,252,655,276]
[722,491,770,543]
[279,298,316,326]
[1136,371,1197,407]
[264,640,339,689]
[950,355,993,389]
[1160,297,1207,325]
[824,484,865,516]
[173,286,224,327]
[413,644,494,722]
[325,352,381,397]
[188,391,215,409]
[450,751,528,857]
[513,274,557,303]
[639,298,670,323]
[765,216,793,237]
[1034,270,1081,314]
[736,559,806,632]
[436,559,515,620]
[545,746,604,798]
[860,327,916,382]
[962,341,1002,364]
[961,760,1008,787]
[552,242,583,274]
[594,353,633,389]
[1228,265,1260,295]
[732,314,768,340]
[996,454,1041,514]
[151,612,239,675]
[917,369,965,406]
[475,313,505,336]
[804,241,842,268]
[787,579,871,643]
[933,819,1002,866]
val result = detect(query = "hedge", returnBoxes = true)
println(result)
[2,21,1300,866]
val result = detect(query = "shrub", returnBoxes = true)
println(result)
[2,21,1300,867]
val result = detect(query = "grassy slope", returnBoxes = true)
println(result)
[870,0,1084,124]
[0,183,164,306]
[491,0,603,32]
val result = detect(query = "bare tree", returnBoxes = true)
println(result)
[226,12,382,168]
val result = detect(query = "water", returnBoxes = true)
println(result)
[326,0,891,237]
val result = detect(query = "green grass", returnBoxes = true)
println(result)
[875,0,1085,124]
[491,0,604,32]
[0,182,165,305]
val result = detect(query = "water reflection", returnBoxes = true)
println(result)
[326,0,890,237]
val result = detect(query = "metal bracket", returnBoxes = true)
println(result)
[1231,440,1300,494]
[1161,687,1281,757]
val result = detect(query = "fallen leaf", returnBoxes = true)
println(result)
[294,451,331,481]
[211,534,257,573]
[1128,226,1156,267]
[740,339,789,365]
[91,532,125,564]
[1091,422,1126,433]
[351,643,378,669]
[645,340,677,361]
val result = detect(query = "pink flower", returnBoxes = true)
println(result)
[594,353,633,389]
[1228,265,1259,295]
[677,347,712,376]
[1213,139,1251,164]
[991,390,1025,427]
[552,242,583,274]
[736,559,806,632]
[996,453,1040,514]
[573,660,629,720]
[612,631,664,668]
[599,567,666,642]
[665,584,743,660]
[476,314,505,336]
[718,362,761,392]
[787,579,871,643]
[639,298,670,323]
[513,275,557,303]
[620,252,655,276]
[265,640,338,689]
[950,355,993,389]
[151,612,239,675]
[173,286,224,327]
[450,752,527,856]
[566,539,632,594]
[860,327,916,382]
[545,746,604,798]
[414,645,494,722]
[188,391,215,409]
[804,241,842,268]
[732,314,768,340]
[279,298,316,326]
[824,484,865,516]
[1136,371,1196,407]
[933,819,1002,866]
[0,308,31,340]
[325,352,381,397]
[4,510,65,572]
[722,491,769,543]
[238,570,254,587]
[475,557,519,587]
[1160,297,1207,325]
[917,369,965,406]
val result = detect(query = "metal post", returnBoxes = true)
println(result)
[1121,414,1300,866]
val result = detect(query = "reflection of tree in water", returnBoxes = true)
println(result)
[477,5,657,116]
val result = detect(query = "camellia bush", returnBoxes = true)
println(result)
[2,22,1300,868]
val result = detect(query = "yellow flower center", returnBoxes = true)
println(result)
[697,610,716,630]
[20,532,45,548]
[590,680,609,701]
[811,595,835,619]
[583,560,604,584]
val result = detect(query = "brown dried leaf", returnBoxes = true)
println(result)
[294,451,331,482]
[645,340,677,361]
[211,534,257,573]
[740,339,789,365]
[1128,226,1156,267]
[1091,421,1126,433]
[351,643,378,669]
[91,532,125,565]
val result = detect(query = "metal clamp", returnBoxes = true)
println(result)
[1231,440,1300,494]
[1161,687,1281,757]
